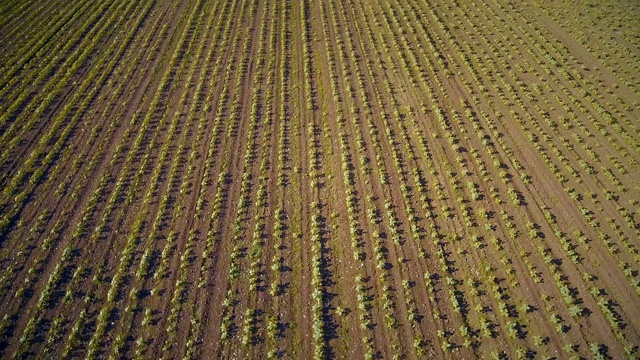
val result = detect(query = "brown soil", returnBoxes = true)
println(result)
[0,0,638,359]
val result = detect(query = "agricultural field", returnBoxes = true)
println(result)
[1,0,639,358]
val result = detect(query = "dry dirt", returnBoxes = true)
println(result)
[0,0,639,358]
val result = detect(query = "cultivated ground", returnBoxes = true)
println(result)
[0,0,639,358]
